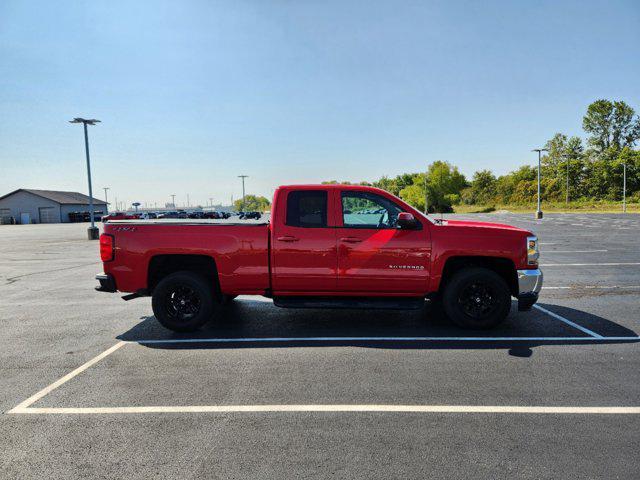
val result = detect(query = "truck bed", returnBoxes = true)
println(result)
[102,221,270,295]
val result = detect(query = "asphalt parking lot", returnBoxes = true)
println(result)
[1,213,639,479]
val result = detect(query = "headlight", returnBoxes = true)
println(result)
[527,236,539,265]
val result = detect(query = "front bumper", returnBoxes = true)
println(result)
[95,273,117,293]
[516,268,543,311]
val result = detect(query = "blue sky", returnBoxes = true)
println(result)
[1,0,639,207]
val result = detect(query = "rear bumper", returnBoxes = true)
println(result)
[516,268,543,311]
[95,273,117,293]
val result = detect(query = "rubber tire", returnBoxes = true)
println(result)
[152,271,216,332]
[442,267,511,329]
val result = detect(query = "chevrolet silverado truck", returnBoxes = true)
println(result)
[96,184,542,332]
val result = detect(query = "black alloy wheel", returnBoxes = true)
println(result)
[165,285,202,322]
[457,282,500,319]
[152,271,215,332]
[442,267,511,329]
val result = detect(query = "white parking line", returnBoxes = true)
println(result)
[540,262,640,267]
[533,305,603,338]
[8,342,126,414]
[544,285,640,290]
[8,308,639,416]
[12,405,640,415]
[542,250,608,254]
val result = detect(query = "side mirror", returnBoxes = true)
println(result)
[397,212,417,229]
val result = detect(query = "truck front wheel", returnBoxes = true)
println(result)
[152,271,215,332]
[442,267,511,329]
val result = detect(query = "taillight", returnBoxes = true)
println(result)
[100,234,114,262]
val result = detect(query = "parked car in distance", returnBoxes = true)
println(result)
[96,184,542,333]
[242,211,262,220]
[157,211,182,219]
[136,212,158,220]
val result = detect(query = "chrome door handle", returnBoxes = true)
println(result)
[277,235,299,242]
[340,237,363,243]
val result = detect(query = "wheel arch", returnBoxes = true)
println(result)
[437,255,518,297]
[147,254,221,300]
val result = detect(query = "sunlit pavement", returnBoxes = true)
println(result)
[1,214,639,479]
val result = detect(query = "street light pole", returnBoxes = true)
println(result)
[103,187,110,213]
[623,161,627,213]
[70,118,101,239]
[238,175,248,210]
[532,148,548,219]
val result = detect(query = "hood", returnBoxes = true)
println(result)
[438,219,531,234]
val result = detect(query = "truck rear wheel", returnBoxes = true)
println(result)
[152,271,216,332]
[442,267,511,329]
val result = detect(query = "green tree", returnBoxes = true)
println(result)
[618,147,640,197]
[399,162,467,212]
[234,194,271,212]
[398,182,428,212]
[372,176,397,194]
[494,165,536,204]
[583,99,640,152]
[542,133,585,201]
[464,170,497,205]
[543,133,569,175]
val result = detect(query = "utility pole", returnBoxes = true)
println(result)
[565,154,570,205]
[623,161,627,213]
[69,117,101,239]
[532,148,548,219]
[238,175,248,210]
[187,194,190,208]
[209,197,213,207]
[171,194,176,208]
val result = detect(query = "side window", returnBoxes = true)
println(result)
[286,190,328,228]
[341,191,403,229]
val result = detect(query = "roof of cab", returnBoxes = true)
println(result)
[276,184,387,192]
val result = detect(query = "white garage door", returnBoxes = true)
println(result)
[38,207,57,223]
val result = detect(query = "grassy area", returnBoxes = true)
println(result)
[453,201,640,214]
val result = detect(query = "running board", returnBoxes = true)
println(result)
[273,296,425,310]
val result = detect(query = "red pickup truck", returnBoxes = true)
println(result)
[96,185,542,332]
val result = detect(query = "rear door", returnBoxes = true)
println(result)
[271,189,338,293]
[336,190,430,294]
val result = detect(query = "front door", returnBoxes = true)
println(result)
[336,190,430,294]
[271,189,338,293]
